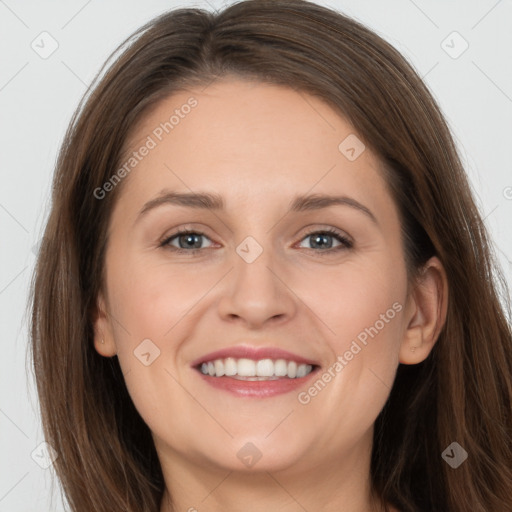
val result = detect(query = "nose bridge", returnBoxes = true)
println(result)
[235,236,277,288]
[217,233,296,326]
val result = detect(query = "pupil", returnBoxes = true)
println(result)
[181,234,201,249]
[311,233,332,249]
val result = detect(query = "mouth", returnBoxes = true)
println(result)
[191,346,321,398]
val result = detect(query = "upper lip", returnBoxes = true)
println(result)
[190,345,320,368]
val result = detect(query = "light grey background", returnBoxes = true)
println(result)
[1,0,511,510]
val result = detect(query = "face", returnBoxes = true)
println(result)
[94,78,415,475]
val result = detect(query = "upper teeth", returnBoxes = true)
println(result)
[199,358,314,379]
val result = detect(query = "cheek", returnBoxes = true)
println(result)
[300,254,406,347]
[106,255,216,344]
[299,256,406,404]
[100,252,179,367]
[102,260,198,437]
[333,269,405,356]
[293,273,404,441]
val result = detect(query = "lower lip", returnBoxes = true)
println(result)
[196,368,319,398]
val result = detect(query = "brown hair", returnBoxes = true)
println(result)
[29,1,512,510]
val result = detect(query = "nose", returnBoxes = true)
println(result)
[217,243,297,329]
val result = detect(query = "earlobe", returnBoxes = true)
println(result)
[399,256,448,365]
[92,292,117,357]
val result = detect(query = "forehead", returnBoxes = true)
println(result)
[113,78,392,219]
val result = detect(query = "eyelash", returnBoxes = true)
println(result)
[159,227,353,256]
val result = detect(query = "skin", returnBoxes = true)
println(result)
[93,78,448,512]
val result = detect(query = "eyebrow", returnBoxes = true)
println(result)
[135,190,378,225]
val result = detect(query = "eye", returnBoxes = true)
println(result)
[297,228,353,252]
[160,229,214,253]
[159,227,353,255]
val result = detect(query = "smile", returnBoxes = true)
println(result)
[192,345,320,397]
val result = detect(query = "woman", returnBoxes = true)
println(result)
[29,0,512,511]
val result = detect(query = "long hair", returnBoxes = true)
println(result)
[29,1,512,510]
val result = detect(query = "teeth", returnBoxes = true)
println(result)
[214,359,225,377]
[238,358,256,377]
[296,363,308,378]
[274,359,288,376]
[256,359,274,377]
[198,357,314,379]
[224,357,237,376]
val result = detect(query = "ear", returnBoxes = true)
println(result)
[92,290,117,357]
[399,256,448,364]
